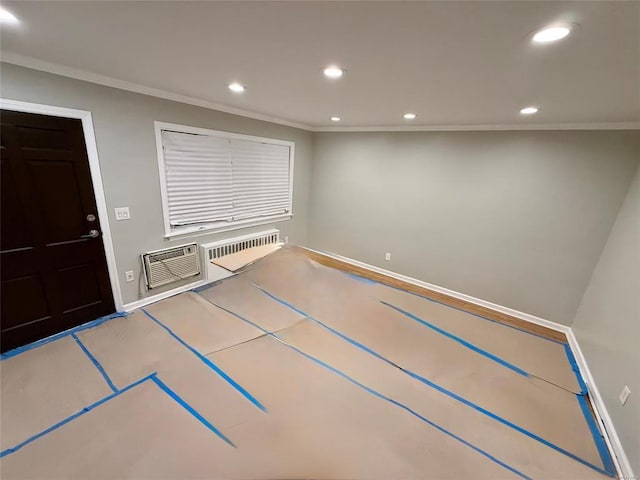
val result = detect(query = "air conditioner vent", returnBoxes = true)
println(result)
[142,243,200,289]
[149,249,186,263]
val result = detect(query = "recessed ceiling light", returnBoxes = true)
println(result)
[403,113,417,120]
[532,25,571,44]
[0,7,19,24]
[520,106,539,115]
[330,116,341,122]
[323,66,344,79]
[228,82,246,93]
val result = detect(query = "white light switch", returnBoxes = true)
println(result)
[620,385,631,405]
[115,207,131,220]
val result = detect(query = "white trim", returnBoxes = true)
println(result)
[1,52,311,131]
[123,279,209,312]
[3,53,639,133]
[302,247,569,333]
[154,121,172,237]
[0,98,124,311]
[566,329,634,480]
[155,121,297,147]
[161,217,290,242]
[153,121,295,238]
[302,246,634,479]
[314,122,640,132]
[289,142,296,219]
[163,214,292,239]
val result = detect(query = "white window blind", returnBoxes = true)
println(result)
[158,126,293,235]
[230,139,291,220]
[163,131,233,226]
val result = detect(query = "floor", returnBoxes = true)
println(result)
[0,247,616,479]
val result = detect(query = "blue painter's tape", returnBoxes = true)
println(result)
[577,394,616,476]
[0,312,128,361]
[381,301,529,377]
[285,340,532,480]
[192,285,210,293]
[207,301,270,335]
[140,308,267,413]
[340,270,565,346]
[402,370,611,476]
[0,373,155,458]
[251,285,611,477]
[192,282,217,293]
[404,291,566,345]
[198,296,530,480]
[344,272,380,285]
[71,333,118,393]
[563,343,589,395]
[254,285,395,367]
[150,375,236,448]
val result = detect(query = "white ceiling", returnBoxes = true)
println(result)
[1,1,639,130]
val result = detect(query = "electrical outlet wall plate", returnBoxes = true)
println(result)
[619,385,631,405]
[125,271,135,282]
[115,207,131,220]
[385,252,391,261]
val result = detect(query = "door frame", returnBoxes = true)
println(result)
[0,98,124,311]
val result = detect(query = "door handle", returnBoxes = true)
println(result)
[81,229,100,239]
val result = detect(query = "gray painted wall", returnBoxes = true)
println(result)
[1,62,638,326]
[0,63,313,305]
[1,60,639,471]
[572,166,639,474]
[309,131,640,324]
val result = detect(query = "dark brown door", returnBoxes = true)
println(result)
[1,110,115,352]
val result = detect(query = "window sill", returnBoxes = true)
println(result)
[164,213,293,240]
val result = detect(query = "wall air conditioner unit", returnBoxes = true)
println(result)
[142,243,200,289]
[200,229,280,283]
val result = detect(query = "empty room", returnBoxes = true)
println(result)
[0,1,638,479]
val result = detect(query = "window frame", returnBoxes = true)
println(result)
[154,121,295,239]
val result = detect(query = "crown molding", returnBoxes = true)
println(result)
[2,52,638,133]
[313,122,640,132]
[0,52,313,131]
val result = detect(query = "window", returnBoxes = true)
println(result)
[155,122,294,237]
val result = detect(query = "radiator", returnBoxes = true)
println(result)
[200,229,280,282]
[141,243,200,289]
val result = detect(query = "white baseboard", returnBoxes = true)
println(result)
[302,247,571,334]
[566,330,634,480]
[303,246,633,479]
[122,279,209,312]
